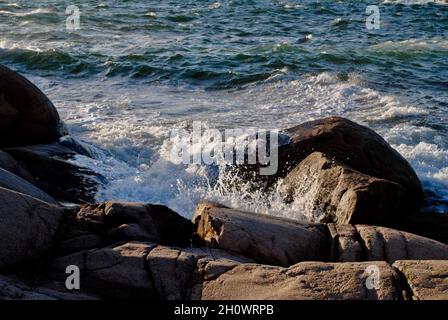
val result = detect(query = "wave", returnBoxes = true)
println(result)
[45,72,447,218]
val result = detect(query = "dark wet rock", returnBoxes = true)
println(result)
[0,167,58,204]
[0,150,34,181]
[280,152,407,224]
[0,187,64,270]
[0,64,66,147]
[4,142,100,203]
[201,261,403,300]
[192,201,329,266]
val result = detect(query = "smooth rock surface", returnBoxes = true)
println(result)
[0,187,64,269]
[280,117,423,208]
[281,152,406,224]
[0,167,58,204]
[0,64,65,147]
[192,201,328,266]
[4,143,100,203]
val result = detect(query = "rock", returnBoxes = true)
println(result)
[192,201,329,266]
[331,224,448,263]
[0,150,33,181]
[281,152,407,224]
[4,142,100,203]
[49,241,250,300]
[0,187,64,269]
[0,64,66,147]
[49,242,156,299]
[396,212,448,244]
[147,246,250,300]
[328,224,362,262]
[0,167,58,204]
[55,202,193,256]
[280,117,422,207]
[235,117,423,214]
[393,260,448,300]
[201,261,403,300]
[0,274,97,300]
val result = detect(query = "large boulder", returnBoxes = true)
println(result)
[0,168,58,204]
[0,187,64,270]
[236,117,423,215]
[56,202,193,255]
[201,261,403,300]
[192,201,329,266]
[393,260,448,300]
[0,64,66,147]
[280,152,407,224]
[280,117,422,205]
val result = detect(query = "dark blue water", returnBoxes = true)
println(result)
[1,0,447,217]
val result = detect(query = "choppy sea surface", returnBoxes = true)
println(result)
[1,0,447,219]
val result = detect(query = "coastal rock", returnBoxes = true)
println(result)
[331,224,448,263]
[147,246,251,300]
[201,261,402,300]
[0,64,65,147]
[393,260,448,300]
[396,212,448,244]
[0,167,58,204]
[328,224,362,262]
[0,187,64,269]
[0,150,34,181]
[0,275,97,300]
[281,152,406,224]
[192,201,328,266]
[280,117,423,208]
[49,242,156,299]
[56,202,193,255]
[4,142,100,203]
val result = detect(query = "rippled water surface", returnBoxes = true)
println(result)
[1,0,447,218]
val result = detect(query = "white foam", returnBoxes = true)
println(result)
[30,72,447,219]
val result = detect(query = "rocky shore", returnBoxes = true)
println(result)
[0,64,447,300]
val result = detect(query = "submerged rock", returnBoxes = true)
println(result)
[0,64,66,147]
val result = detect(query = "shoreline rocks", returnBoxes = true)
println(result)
[0,65,447,300]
